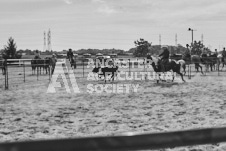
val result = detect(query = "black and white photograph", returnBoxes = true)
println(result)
[1,0,226,150]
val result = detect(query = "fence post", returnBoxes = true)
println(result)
[49,65,51,81]
[23,61,25,82]
[188,64,190,79]
[5,60,8,90]
[218,61,220,76]
[128,59,131,76]
[37,65,39,81]
[143,58,145,72]
[190,65,191,79]
[83,59,84,78]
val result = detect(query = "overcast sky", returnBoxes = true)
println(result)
[1,0,226,51]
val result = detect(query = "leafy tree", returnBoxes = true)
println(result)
[191,40,204,55]
[134,38,152,57]
[3,37,21,59]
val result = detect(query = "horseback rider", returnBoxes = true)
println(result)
[158,46,170,72]
[67,48,74,62]
[214,49,218,56]
[34,50,41,59]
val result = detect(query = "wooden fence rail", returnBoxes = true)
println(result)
[0,127,226,151]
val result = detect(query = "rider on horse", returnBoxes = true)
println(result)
[34,50,41,59]
[214,49,218,56]
[67,48,74,62]
[158,46,170,72]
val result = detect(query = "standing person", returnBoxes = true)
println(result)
[222,47,226,63]
[183,44,191,59]
[67,48,74,62]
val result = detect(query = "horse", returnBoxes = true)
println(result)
[200,53,218,72]
[32,57,51,75]
[0,59,6,75]
[92,65,119,83]
[147,55,185,83]
[69,57,77,69]
[176,59,186,75]
[31,59,36,75]
[217,54,226,71]
[35,59,46,74]
[183,54,204,74]
[48,57,57,75]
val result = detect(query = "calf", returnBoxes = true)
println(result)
[92,66,119,83]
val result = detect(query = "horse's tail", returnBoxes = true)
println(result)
[176,60,186,71]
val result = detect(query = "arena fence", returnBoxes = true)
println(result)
[1,57,223,90]
[2,59,52,90]
[0,127,226,151]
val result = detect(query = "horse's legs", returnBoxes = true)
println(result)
[104,72,106,83]
[198,64,203,74]
[176,71,185,82]
[183,65,186,75]
[195,64,198,72]
[172,72,175,82]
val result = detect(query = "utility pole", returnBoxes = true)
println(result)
[201,34,203,44]
[43,31,46,52]
[175,34,177,46]
[47,29,52,52]
[188,28,196,46]
[159,34,161,47]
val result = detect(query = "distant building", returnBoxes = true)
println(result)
[83,53,91,58]
[96,53,103,57]
[109,53,117,58]
[124,53,133,56]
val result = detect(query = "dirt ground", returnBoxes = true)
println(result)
[1,66,226,150]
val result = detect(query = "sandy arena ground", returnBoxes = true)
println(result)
[1,66,226,151]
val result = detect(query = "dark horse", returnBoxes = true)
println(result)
[200,53,218,72]
[183,54,204,74]
[148,55,185,83]
[31,59,36,75]
[69,57,77,69]
[49,57,57,75]
[0,59,6,75]
[31,57,52,75]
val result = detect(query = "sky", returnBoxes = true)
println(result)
[0,0,226,51]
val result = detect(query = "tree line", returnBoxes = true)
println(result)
[130,38,212,57]
[0,37,214,59]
